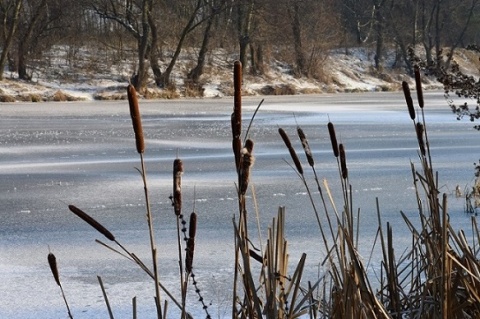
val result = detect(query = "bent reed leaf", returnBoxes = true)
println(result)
[402,81,415,120]
[279,128,303,175]
[48,253,61,287]
[327,122,339,158]
[68,205,115,241]
[127,84,145,154]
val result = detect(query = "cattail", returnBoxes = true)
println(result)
[188,212,197,239]
[233,61,242,139]
[414,66,424,109]
[48,253,61,287]
[402,81,415,120]
[339,144,348,180]
[278,128,303,175]
[173,159,183,216]
[127,84,145,154]
[416,122,426,156]
[239,139,255,195]
[297,127,314,167]
[232,136,242,170]
[185,238,195,273]
[68,205,115,241]
[327,122,339,158]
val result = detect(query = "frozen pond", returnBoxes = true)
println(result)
[0,92,479,318]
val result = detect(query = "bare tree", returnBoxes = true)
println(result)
[0,0,23,80]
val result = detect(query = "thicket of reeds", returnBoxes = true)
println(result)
[48,63,480,318]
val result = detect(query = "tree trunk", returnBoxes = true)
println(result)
[132,0,151,92]
[157,0,203,88]
[291,2,305,76]
[187,9,214,83]
[0,0,23,81]
[373,2,384,70]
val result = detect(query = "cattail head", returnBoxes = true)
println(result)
[127,84,145,154]
[415,122,426,156]
[185,238,195,273]
[48,253,61,287]
[402,81,415,120]
[68,205,115,241]
[339,144,348,180]
[239,139,255,195]
[188,212,197,239]
[297,127,314,167]
[233,61,242,139]
[232,136,242,171]
[279,128,303,175]
[173,159,183,216]
[414,66,424,109]
[327,122,339,158]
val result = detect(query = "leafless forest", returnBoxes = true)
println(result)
[1,0,479,92]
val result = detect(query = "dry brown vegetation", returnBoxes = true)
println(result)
[47,62,480,319]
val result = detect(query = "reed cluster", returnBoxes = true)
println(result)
[47,63,480,319]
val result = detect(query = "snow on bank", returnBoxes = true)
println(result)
[2,46,478,102]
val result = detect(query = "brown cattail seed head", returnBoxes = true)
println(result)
[173,159,183,216]
[327,122,339,158]
[415,122,426,156]
[233,62,242,139]
[239,140,255,195]
[297,127,314,167]
[414,66,424,109]
[127,84,145,154]
[339,144,348,180]
[279,128,303,175]
[188,212,197,239]
[232,137,242,171]
[185,238,195,273]
[68,205,115,241]
[48,253,61,287]
[402,81,415,120]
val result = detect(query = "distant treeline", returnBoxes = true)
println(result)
[1,0,479,91]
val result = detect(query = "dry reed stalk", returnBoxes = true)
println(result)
[98,276,115,319]
[173,159,183,216]
[327,122,339,158]
[414,66,424,109]
[402,81,416,121]
[126,85,162,318]
[68,205,115,241]
[278,127,303,175]
[127,84,145,154]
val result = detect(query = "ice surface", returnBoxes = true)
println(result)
[0,92,478,318]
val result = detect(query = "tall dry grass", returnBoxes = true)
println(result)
[47,62,480,319]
